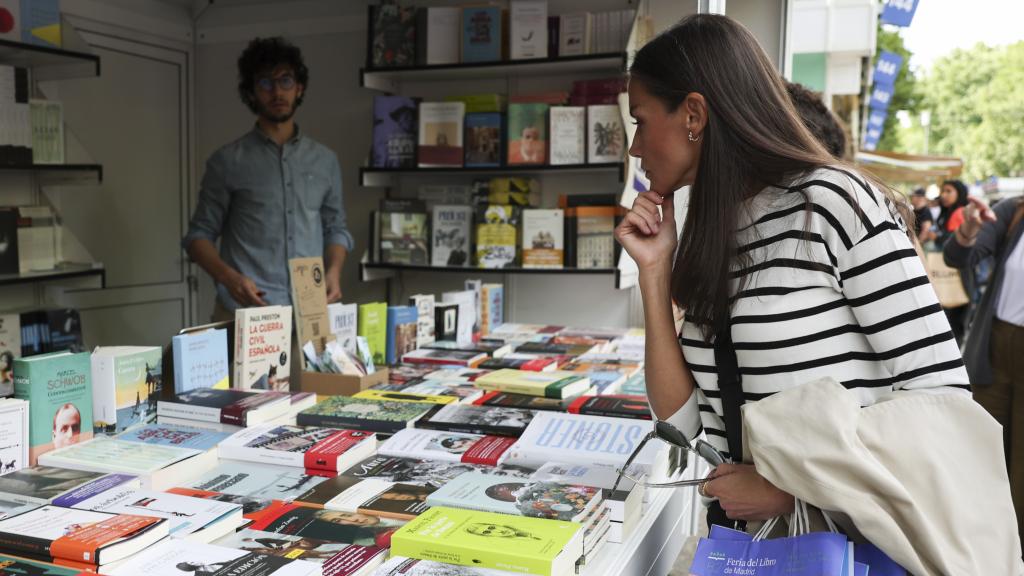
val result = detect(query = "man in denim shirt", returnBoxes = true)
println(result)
[183,37,353,319]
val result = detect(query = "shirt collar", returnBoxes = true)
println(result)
[250,122,303,147]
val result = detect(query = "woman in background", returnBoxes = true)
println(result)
[935,179,971,344]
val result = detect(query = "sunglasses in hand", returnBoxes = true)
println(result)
[612,419,728,493]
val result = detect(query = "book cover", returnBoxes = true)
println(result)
[379,429,515,467]
[506,411,649,469]
[548,15,559,58]
[288,257,331,363]
[342,455,532,489]
[12,351,94,465]
[375,557,530,576]
[559,13,592,56]
[441,289,476,346]
[401,349,486,369]
[0,505,166,566]
[68,486,242,540]
[357,303,388,368]
[417,102,465,167]
[172,329,229,395]
[158,388,291,427]
[464,112,503,167]
[480,284,504,336]
[587,104,624,163]
[379,211,429,265]
[323,478,431,521]
[433,303,459,342]
[461,6,502,63]
[478,354,556,372]
[214,528,387,571]
[19,0,59,48]
[219,424,376,474]
[385,306,419,365]
[115,424,230,452]
[576,206,616,269]
[183,462,329,502]
[391,506,583,575]
[521,209,564,268]
[507,103,548,165]
[422,339,509,357]
[43,309,83,354]
[473,391,565,412]
[418,184,473,207]
[369,4,417,68]
[0,399,27,476]
[37,436,203,478]
[408,294,436,348]
[566,395,651,420]
[296,397,433,434]
[0,554,82,575]
[475,205,518,269]
[510,1,547,60]
[248,501,402,548]
[327,303,359,356]
[549,107,585,165]
[372,95,417,168]
[29,99,62,165]
[464,279,483,339]
[427,472,600,522]
[352,389,457,405]
[0,466,136,506]
[91,346,162,435]
[0,210,18,278]
[165,488,276,520]
[445,93,505,114]
[234,306,292,392]
[0,314,19,397]
[418,6,460,65]
[475,369,589,399]
[103,538,319,576]
[417,404,534,437]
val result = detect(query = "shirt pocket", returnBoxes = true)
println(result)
[297,170,330,214]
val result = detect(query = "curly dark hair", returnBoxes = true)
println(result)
[237,36,309,114]
[785,81,847,159]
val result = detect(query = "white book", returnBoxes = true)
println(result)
[218,424,377,474]
[559,12,592,56]
[425,6,460,64]
[0,399,27,476]
[409,294,436,347]
[441,289,476,347]
[0,314,20,398]
[464,280,483,337]
[70,487,245,543]
[91,346,162,435]
[505,411,662,470]
[510,0,548,60]
[417,102,465,168]
[587,104,625,163]
[327,302,358,355]
[378,428,513,466]
[322,477,393,512]
[549,106,585,165]
[431,205,472,267]
[522,209,564,268]
[104,539,319,576]
[234,305,292,392]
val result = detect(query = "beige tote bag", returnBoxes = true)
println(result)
[925,251,969,308]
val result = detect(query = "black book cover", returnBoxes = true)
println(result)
[415,403,534,437]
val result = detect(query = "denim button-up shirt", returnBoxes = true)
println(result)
[182,126,354,311]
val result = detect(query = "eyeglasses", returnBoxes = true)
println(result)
[612,419,729,492]
[256,75,297,92]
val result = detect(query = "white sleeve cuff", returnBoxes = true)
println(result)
[663,389,702,441]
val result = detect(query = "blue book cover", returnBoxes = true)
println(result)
[461,6,502,63]
[172,328,229,394]
[464,112,503,167]
[20,0,61,48]
[386,306,419,365]
[372,95,418,168]
[116,424,231,452]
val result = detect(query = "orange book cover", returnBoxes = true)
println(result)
[50,514,162,564]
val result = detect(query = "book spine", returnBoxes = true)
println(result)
[474,380,543,397]
[155,401,222,424]
[392,533,548,575]
[0,531,53,561]
[295,413,404,435]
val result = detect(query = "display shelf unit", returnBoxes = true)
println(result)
[0,263,105,288]
[360,256,625,287]
[360,162,623,187]
[0,38,101,81]
[0,163,103,185]
[361,52,627,92]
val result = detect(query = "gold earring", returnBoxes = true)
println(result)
[688,130,701,143]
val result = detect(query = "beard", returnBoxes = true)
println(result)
[257,99,296,123]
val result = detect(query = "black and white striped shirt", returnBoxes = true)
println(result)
[666,167,970,460]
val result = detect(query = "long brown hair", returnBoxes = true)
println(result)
[630,14,866,338]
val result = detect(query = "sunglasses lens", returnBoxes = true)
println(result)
[655,420,689,447]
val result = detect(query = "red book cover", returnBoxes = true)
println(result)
[50,514,164,564]
[461,435,516,466]
[566,395,651,420]
[304,430,374,474]
[417,145,463,166]
[221,391,290,425]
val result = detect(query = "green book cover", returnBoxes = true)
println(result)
[296,397,433,434]
[391,505,583,575]
[13,352,94,466]
[358,302,388,367]
[507,103,549,165]
[445,93,505,114]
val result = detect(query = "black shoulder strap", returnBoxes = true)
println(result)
[714,325,744,462]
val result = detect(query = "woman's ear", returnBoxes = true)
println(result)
[682,92,708,136]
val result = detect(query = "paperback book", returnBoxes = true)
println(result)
[461,6,503,63]
[587,104,624,163]
[318,478,432,521]
[416,404,535,437]
[509,0,548,60]
[442,289,477,346]
[409,294,436,348]
[475,205,518,269]
[296,397,434,434]
[351,389,457,405]
[158,388,292,429]
[434,303,459,342]
[104,538,319,576]
[472,391,565,412]
[248,501,403,548]
[417,102,465,167]
[358,303,388,368]
[522,209,564,268]
[234,305,292,392]
[371,95,417,168]
[505,411,650,469]
[342,455,532,489]
[115,423,231,452]
[416,6,460,65]
[378,428,515,466]
[172,328,229,394]
[12,351,93,465]
[215,528,388,573]
[0,466,139,517]
[548,107,585,168]
[385,306,419,365]
[369,4,417,68]
[379,211,429,265]
[431,205,473,267]
[507,103,548,165]
[474,369,590,399]
[91,346,162,435]
[426,472,601,522]
[0,399,28,476]
[327,303,359,356]
[401,348,487,368]
[0,314,19,397]
[464,112,502,167]
[566,395,651,419]
[182,461,329,502]
[218,424,377,474]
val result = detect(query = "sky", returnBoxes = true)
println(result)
[900,0,1024,73]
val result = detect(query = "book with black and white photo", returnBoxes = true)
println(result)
[158,387,292,431]
[426,471,601,523]
[328,302,359,356]
[433,303,459,342]
[341,455,533,489]
[409,294,436,348]
[431,205,473,268]
[0,399,28,476]
[218,424,377,475]
[214,528,387,573]
[416,404,536,437]
[378,428,516,467]
[103,538,319,576]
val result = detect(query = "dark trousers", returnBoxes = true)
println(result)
[974,319,1024,543]
[945,305,968,347]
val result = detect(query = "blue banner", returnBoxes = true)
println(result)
[869,84,895,110]
[868,109,887,130]
[873,51,904,86]
[863,125,883,150]
[880,0,919,27]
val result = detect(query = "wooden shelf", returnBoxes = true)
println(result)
[361,162,623,187]
[0,163,103,184]
[361,52,626,92]
[0,39,100,81]
[0,263,105,288]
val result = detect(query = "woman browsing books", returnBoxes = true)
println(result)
[615,15,970,529]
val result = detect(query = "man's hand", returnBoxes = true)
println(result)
[325,273,342,303]
[224,272,268,307]
[704,463,795,521]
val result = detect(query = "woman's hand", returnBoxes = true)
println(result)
[959,196,998,238]
[614,191,679,273]
[704,463,795,521]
